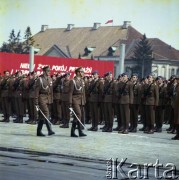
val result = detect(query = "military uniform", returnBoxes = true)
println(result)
[113,79,121,131]
[61,73,71,128]
[13,74,25,123]
[102,72,114,132]
[166,78,176,133]
[155,78,167,132]
[130,81,141,132]
[26,73,38,124]
[172,78,179,140]
[0,72,11,122]
[35,66,55,136]
[68,67,86,137]
[140,80,148,131]
[83,77,91,124]
[52,77,62,125]
[98,78,105,125]
[88,74,100,131]
[118,77,133,134]
[144,79,159,134]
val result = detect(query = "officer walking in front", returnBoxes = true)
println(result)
[35,66,55,136]
[68,67,87,137]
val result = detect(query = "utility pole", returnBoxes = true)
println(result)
[29,46,40,72]
[118,43,125,75]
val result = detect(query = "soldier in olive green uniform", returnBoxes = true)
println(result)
[102,72,114,132]
[13,71,25,123]
[130,74,141,132]
[88,70,100,131]
[84,76,92,124]
[155,76,167,132]
[0,70,11,122]
[61,72,71,128]
[68,67,87,137]
[26,71,38,124]
[172,76,179,140]
[118,73,133,134]
[52,74,62,125]
[113,75,122,131]
[35,66,55,136]
[144,75,159,134]
[139,77,149,131]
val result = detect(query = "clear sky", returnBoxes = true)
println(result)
[1,0,179,49]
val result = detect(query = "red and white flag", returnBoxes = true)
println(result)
[105,20,113,24]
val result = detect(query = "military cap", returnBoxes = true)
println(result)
[3,70,10,74]
[131,73,138,77]
[92,70,99,75]
[147,74,153,79]
[63,72,70,77]
[105,71,112,76]
[121,72,129,77]
[156,76,163,80]
[118,74,122,78]
[30,71,36,75]
[75,67,83,73]
[169,75,176,80]
[42,65,50,71]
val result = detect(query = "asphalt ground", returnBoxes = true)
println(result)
[0,114,179,170]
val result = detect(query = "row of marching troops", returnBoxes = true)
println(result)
[0,67,179,140]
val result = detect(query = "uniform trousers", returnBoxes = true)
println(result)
[90,101,99,128]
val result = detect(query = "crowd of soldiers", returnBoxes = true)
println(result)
[0,66,179,140]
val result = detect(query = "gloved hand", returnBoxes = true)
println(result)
[35,104,39,111]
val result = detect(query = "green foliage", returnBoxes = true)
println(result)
[0,26,35,54]
[131,34,153,77]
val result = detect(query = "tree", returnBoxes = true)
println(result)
[131,34,153,78]
[23,26,35,54]
[0,26,34,54]
[0,29,23,53]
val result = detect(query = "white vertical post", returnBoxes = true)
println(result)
[29,46,34,72]
[119,43,125,74]
[165,64,169,80]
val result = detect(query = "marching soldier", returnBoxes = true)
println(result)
[129,73,141,132]
[102,72,114,132]
[155,76,167,132]
[0,70,11,122]
[144,74,159,134]
[61,72,71,128]
[68,67,87,137]
[172,76,179,140]
[118,73,133,134]
[88,70,100,131]
[35,66,55,136]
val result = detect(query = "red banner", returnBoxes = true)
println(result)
[0,52,114,77]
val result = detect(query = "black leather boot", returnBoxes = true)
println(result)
[71,121,78,137]
[45,120,55,136]
[37,120,45,136]
[77,122,87,137]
